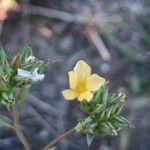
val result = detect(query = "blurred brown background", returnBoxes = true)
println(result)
[0,0,150,150]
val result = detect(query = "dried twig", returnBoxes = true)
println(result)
[29,5,86,24]
[29,5,113,61]
[27,94,57,114]
[86,27,111,61]
[29,5,121,26]
[21,0,30,42]
[26,104,58,136]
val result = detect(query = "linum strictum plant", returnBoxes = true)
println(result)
[0,47,131,150]
[43,60,131,150]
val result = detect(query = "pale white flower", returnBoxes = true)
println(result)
[17,68,45,82]
[17,69,31,78]
[26,56,36,62]
[31,68,45,81]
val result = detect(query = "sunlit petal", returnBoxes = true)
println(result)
[62,89,77,100]
[73,60,91,81]
[86,74,105,91]
[68,71,77,90]
[78,90,93,102]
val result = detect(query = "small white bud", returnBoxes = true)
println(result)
[26,56,36,62]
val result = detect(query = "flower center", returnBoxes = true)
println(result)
[76,81,86,93]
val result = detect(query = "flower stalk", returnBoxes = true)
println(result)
[12,104,30,150]
[43,128,76,150]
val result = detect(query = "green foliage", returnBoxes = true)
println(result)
[0,46,49,108]
[76,84,131,146]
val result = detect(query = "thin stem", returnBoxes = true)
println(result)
[0,20,4,46]
[12,104,30,150]
[43,128,76,150]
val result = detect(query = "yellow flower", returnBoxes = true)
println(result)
[62,60,105,102]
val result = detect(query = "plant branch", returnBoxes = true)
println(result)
[12,104,30,150]
[42,128,76,150]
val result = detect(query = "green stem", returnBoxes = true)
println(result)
[12,104,30,150]
[42,128,76,150]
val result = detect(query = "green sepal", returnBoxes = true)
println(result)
[80,102,93,113]
[0,80,9,92]
[19,45,33,64]
[78,83,131,140]
[0,48,8,62]
[86,133,94,147]
[92,84,108,104]
[38,60,50,74]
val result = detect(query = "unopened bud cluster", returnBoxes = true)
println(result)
[0,46,48,108]
[75,85,131,143]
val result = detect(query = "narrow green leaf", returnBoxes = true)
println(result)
[80,102,92,113]
[106,107,113,119]
[0,48,7,60]
[86,133,94,147]
[0,67,4,76]
[94,104,104,114]
[19,46,33,63]
[2,93,9,100]
[101,86,108,103]
[99,110,105,120]
[0,81,9,92]
[38,61,49,74]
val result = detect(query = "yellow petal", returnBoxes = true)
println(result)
[61,89,77,100]
[78,91,93,102]
[73,60,91,81]
[68,71,77,90]
[86,74,105,91]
